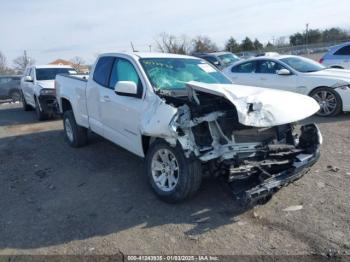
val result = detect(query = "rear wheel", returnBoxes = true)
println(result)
[145,140,202,203]
[310,87,342,117]
[35,97,49,121]
[63,110,88,147]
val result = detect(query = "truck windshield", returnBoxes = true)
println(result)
[140,58,232,91]
[36,68,77,81]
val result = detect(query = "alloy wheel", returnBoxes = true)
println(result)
[312,90,337,116]
[151,148,180,192]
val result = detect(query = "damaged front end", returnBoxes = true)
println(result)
[151,82,321,205]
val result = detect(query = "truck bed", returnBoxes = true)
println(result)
[55,74,89,128]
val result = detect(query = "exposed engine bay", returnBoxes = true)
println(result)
[153,83,322,204]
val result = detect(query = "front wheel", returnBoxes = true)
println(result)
[310,87,342,117]
[145,140,202,203]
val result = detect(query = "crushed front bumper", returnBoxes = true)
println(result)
[229,123,322,206]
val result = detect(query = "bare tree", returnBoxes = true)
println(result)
[156,33,191,55]
[0,51,7,74]
[13,51,35,73]
[0,51,16,75]
[274,36,288,47]
[70,56,86,73]
[192,36,218,53]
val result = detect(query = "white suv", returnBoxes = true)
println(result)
[21,65,77,120]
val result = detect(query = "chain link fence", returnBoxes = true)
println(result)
[241,39,350,61]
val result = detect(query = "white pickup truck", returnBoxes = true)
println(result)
[55,52,322,204]
[21,65,77,120]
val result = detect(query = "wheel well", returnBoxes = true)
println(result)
[307,86,329,96]
[61,98,72,113]
[330,66,344,69]
[141,136,157,156]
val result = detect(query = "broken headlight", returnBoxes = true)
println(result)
[247,102,263,113]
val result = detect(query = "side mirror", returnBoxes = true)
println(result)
[114,81,138,96]
[277,69,291,75]
[24,76,33,82]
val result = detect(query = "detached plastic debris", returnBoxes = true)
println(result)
[283,205,303,212]
[327,165,340,172]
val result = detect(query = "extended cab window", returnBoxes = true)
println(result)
[231,61,256,73]
[93,56,115,87]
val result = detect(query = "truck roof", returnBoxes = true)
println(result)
[100,52,198,60]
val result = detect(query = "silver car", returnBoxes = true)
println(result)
[320,42,350,69]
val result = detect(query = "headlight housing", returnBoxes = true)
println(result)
[40,88,56,96]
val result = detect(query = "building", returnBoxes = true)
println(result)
[49,59,90,74]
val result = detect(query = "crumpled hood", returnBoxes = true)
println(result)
[36,80,55,89]
[187,81,320,127]
[306,69,350,83]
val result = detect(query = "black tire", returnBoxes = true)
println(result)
[310,87,342,117]
[22,93,33,111]
[145,140,202,203]
[63,110,88,148]
[9,90,21,103]
[35,97,49,121]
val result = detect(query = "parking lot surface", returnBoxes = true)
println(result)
[0,102,350,255]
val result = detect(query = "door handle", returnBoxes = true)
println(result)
[102,95,111,102]
[260,77,266,80]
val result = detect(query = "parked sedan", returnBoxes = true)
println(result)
[223,55,350,116]
[0,75,21,102]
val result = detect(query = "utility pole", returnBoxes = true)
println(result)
[305,23,309,54]
[149,45,152,52]
[24,50,28,68]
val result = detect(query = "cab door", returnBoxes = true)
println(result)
[99,56,145,156]
[86,56,115,136]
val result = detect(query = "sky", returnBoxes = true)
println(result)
[0,0,350,65]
